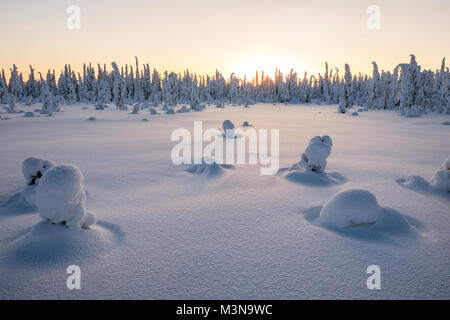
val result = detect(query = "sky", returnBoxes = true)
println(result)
[0,0,449,80]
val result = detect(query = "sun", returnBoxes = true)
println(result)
[232,54,298,81]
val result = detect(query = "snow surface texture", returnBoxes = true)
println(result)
[37,164,96,229]
[0,103,449,299]
[399,156,450,195]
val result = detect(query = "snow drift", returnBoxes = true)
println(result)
[400,156,450,194]
[185,157,234,177]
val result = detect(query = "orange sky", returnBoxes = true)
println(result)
[0,0,449,80]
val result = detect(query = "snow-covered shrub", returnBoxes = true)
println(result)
[351,112,359,116]
[429,156,450,192]
[192,104,205,112]
[24,112,34,117]
[176,105,189,113]
[242,121,249,127]
[298,135,333,173]
[149,108,158,115]
[442,121,450,125]
[223,120,235,138]
[166,108,175,114]
[402,156,450,193]
[131,104,140,114]
[401,105,421,117]
[6,94,17,113]
[37,164,96,229]
[88,116,96,121]
[95,104,105,110]
[318,189,383,228]
[22,157,56,186]
[185,157,233,177]
[216,101,225,108]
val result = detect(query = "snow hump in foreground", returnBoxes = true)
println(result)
[37,164,96,229]
[399,156,450,196]
[301,189,419,241]
[185,157,234,177]
[318,189,383,228]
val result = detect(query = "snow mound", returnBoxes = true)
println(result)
[441,121,450,125]
[429,156,450,192]
[318,189,383,228]
[280,135,344,186]
[37,164,96,228]
[24,112,34,117]
[352,112,359,116]
[185,157,234,177]
[22,157,55,186]
[1,221,123,267]
[149,108,158,115]
[298,135,333,173]
[0,186,38,214]
[400,156,450,194]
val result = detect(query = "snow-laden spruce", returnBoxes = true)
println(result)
[295,135,333,173]
[23,157,56,186]
[37,164,96,229]
[318,189,383,228]
[0,54,448,117]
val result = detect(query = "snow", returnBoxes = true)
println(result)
[0,102,449,299]
[22,157,55,186]
[318,189,383,228]
[292,135,333,173]
[400,156,450,194]
[37,164,95,228]
[185,157,234,177]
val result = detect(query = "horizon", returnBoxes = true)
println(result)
[1,0,449,79]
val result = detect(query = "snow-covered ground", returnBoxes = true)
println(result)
[0,103,449,299]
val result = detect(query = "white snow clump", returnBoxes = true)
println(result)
[37,164,96,229]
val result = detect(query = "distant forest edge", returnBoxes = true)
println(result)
[1,55,449,116]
